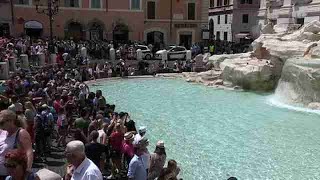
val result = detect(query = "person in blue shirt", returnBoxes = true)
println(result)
[127,144,147,180]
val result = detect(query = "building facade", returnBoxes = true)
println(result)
[208,0,260,42]
[0,0,12,36]
[144,0,209,49]
[258,0,320,29]
[7,0,208,48]
[12,0,146,42]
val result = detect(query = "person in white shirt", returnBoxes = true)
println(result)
[64,140,103,180]
[133,126,146,145]
[8,95,23,115]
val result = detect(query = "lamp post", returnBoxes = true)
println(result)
[35,0,59,53]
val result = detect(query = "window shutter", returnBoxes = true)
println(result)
[65,0,70,7]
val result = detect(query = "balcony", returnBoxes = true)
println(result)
[237,3,260,9]
[209,4,233,13]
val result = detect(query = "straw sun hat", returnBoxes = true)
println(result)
[124,132,134,141]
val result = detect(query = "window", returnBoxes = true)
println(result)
[217,15,220,24]
[188,3,195,20]
[242,14,249,23]
[176,47,186,52]
[171,47,179,52]
[138,46,147,50]
[241,0,252,4]
[224,32,228,40]
[15,0,28,5]
[210,0,214,7]
[216,31,220,40]
[217,0,222,6]
[209,19,214,39]
[270,19,277,25]
[297,18,304,26]
[147,1,155,19]
[224,0,229,5]
[0,23,10,37]
[131,0,140,10]
[225,15,228,24]
[91,0,101,8]
[65,0,79,7]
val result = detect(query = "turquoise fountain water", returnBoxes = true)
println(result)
[90,78,320,180]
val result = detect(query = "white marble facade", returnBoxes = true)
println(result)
[258,0,320,32]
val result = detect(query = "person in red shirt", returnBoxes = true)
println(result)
[122,132,134,167]
[53,94,62,114]
[56,52,64,67]
[108,123,124,179]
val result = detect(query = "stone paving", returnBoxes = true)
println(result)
[32,142,68,177]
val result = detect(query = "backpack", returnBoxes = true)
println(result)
[36,112,52,136]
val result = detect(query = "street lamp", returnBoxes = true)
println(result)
[35,0,59,53]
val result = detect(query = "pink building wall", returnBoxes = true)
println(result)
[13,0,145,41]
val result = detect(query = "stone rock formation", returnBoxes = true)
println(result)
[275,58,320,105]
[220,58,277,91]
[309,43,320,58]
[176,20,320,107]
[205,20,320,93]
[282,20,320,42]
[307,102,320,110]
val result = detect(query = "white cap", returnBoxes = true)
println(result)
[139,126,147,133]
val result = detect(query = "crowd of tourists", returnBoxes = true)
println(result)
[0,61,184,180]
[0,36,245,180]
[208,40,252,55]
[1,36,252,65]
[0,36,202,76]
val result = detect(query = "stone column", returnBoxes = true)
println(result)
[20,54,29,70]
[274,0,294,32]
[186,50,192,61]
[8,57,17,72]
[0,62,9,80]
[136,49,142,61]
[39,53,46,66]
[110,48,115,61]
[81,47,87,59]
[260,0,267,9]
[283,0,293,7]
[50,54,57,64]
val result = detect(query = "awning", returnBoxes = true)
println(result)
[235,33,250,39]
[24,21,43,29]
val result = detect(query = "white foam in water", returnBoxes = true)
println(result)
[267,95,320,115]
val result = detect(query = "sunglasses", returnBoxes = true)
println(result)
[4,163,17,168]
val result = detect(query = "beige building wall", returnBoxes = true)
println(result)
[144,0,205,48]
